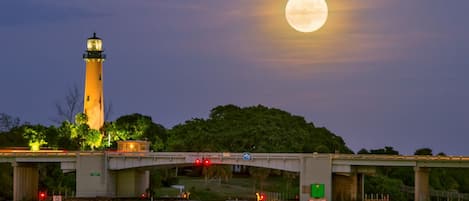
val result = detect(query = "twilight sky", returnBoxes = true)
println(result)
[1,0,469,155]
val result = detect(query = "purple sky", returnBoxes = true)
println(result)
[1,0,469,155]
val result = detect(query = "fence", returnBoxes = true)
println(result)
[364,194,390,201]
[430,190,469,201]
[401,185,469,201]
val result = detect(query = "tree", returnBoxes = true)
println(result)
[0,163,13,199]
[53,84,113,124]
[357,148,370,154]
[59,113,103,150]
[249,167,271,191]
[105,113,166,151]
[0,126,28,147]
[167,104,353,153]
[70,113,90,150]
[23,125,48,151]
[0,113,20,132]
[104,101,113,122]
[202,165,232,185]
[414,148,433,156]
[53,85,82,124]
[369,146,399,155]
[56,121,80,150]
[283,171,298,194]
[38,163,75,196]
[167,104,354,194]
[365,175,406,201]
[82,129,103,150]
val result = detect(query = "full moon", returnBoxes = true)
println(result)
[285,0,328,33]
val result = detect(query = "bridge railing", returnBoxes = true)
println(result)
[331,154,469,162]
[0,150,105,159]
[0,151,77,157]
[105,151,304,160]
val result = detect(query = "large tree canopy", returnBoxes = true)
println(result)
[167,104,352,153]
[106,113,167,151]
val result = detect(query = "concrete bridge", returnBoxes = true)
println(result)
[2,151,469,201]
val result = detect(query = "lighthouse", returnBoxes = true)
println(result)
[82,33,105,130]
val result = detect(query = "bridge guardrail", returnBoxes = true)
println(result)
[331,154,469,162]
[0,150,104,157]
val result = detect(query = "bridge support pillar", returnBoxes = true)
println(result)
[299,155,332,201]
[332,173,358,201]
[12,162,38,201]
[116,169,149,197]
[76,154,114,197]
[332,173,360,201]
[357,173,364,201]
[414,167,430,201]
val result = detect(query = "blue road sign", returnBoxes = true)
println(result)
[242,152,252,160]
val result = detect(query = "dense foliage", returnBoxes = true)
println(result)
[168,104,352,153]
[104,113,167,151]
[359,146,469,199]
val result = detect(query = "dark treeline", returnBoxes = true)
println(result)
[358,146,469,200]
[1,105,469,200]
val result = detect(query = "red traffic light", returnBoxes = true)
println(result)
[195,158,202,166]
[195,158,211,166]
[256,192,266,201]
[39,192,46,200]
[203,158,211,166]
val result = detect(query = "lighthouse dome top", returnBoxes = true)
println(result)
[88,32,101,40]
[87,32,103,51]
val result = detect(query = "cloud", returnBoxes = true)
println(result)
[222,0,442,77]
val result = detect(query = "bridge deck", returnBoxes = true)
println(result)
[1,151,469,168]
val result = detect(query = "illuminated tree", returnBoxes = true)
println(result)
[85,129,102,150]
[61,113,103,150]
[23,125,48,151]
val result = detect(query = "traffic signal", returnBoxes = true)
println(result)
[203,158,211,166]
[195,158,202,166]
[260,194,265,201]
[195,158,211,166]
[256,192,266,201]
[39,191,46,201]
[181,192,190,199]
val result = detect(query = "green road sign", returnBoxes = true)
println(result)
[90,172,101,176]
[311,183,325,198]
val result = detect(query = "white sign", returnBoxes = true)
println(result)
[53,195,62,201]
